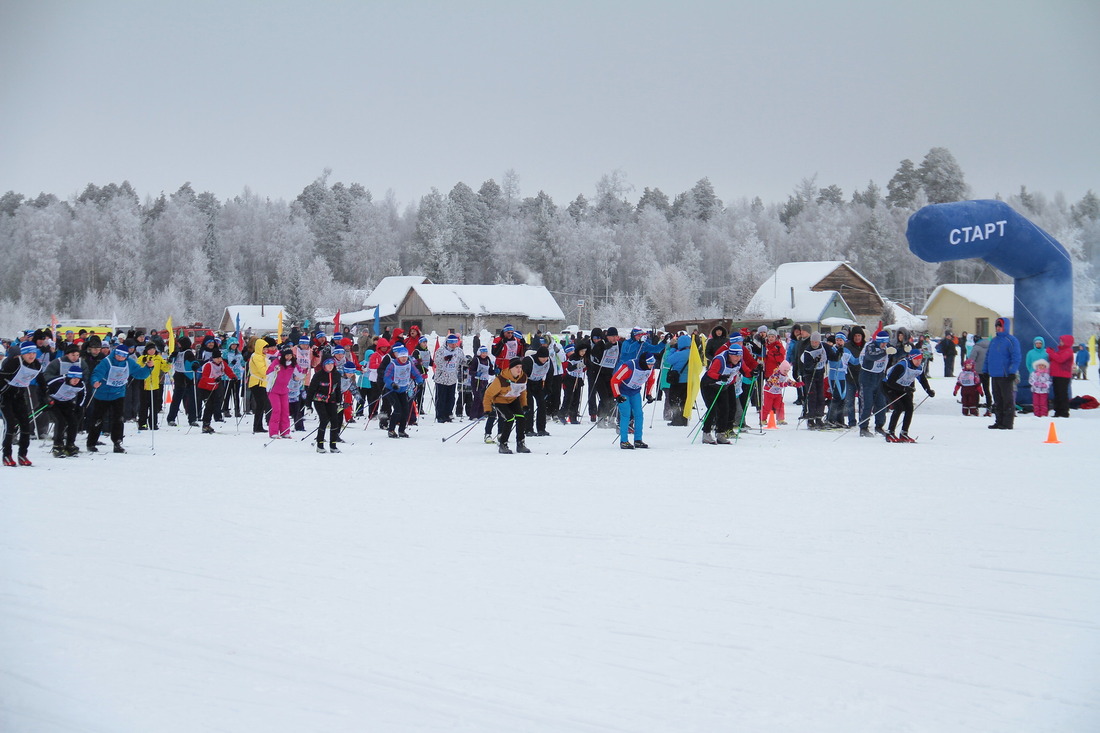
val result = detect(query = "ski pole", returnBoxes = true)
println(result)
[833,390,908,441]
[563,416,601,454]
[362,389,394,430]
[443,416,483,443]
[732,375,758,442]
[689,381,727,443]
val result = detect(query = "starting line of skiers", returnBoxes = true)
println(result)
[4,315,1064,464]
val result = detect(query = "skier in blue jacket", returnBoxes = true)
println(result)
[87,345,153,453]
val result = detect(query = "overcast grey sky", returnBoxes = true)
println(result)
[2,1,1097,208]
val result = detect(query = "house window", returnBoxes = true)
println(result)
[975,318,989,338]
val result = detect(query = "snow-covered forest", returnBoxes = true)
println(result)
[1,147,1097,334]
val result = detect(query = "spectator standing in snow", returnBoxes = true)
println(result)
[985,317,1022,430]
[1028,360,1051,418]
[1045,334,1074,418]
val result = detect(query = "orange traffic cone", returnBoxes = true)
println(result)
[164,389,172,405]
[1043,421,1060,444]
[765,412,778,430]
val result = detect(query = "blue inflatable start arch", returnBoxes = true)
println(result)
[906,200,1073,405]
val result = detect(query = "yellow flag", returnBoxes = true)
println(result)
[166,317,174,354]
[277,311,284,342]
[684,333,704,419]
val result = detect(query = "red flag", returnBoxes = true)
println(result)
[333,310,341,335]
[433,337,439,355]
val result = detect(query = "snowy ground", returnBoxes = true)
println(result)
[3,371,1099,732]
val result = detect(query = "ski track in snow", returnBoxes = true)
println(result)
[2,372,1099,732]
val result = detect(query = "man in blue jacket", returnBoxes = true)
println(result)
[984,316,1022,430]
[87,345,153,453]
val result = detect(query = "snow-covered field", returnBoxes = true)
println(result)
[3,371,1099,732]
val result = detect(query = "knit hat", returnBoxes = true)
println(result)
[767,329,777,337]
[630,327,646,338]
[757,325,768,333]
[605,327,618,337]
[874,331,890,343]
[299,336,309,345]
[503,324,515,334]
[144,343,158,353]
[420,335,428,343]
[810,331,821,342]
[210,348,222,359]
[726,344,743,356]
[508,357,523,368]
[114,346,130,358]
[478,345,489,354]
[67,364,84,379]
[333,346,345,355]
[536,346,549,358]
[446,334,459,345]
[643,354,656,365]
[564,344,575,355]
[20,342,37,355]
[392,345,408,357]
[1032,358,1049,369]
[315,331,326,341]
[64,343,80,354]
[778,360,791,373]
[322,357,336,366]
[834,332,846,342]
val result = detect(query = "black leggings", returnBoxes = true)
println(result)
[314,401,343,445]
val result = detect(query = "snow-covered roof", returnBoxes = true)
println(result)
[221,305,286,333]
[408,284,565,320]
[362,276,432,317]
[745,287,850,323]
[884,300,928,331]
[922,284,1014,317]
[766,261,849,290]
[746,261,881,323]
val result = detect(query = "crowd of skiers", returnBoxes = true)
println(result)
[1,315,1092,465]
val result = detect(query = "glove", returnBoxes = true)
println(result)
[616,395,626,403]
[927,389,935,398]
[443,355,453,362]
[645,395,655,404]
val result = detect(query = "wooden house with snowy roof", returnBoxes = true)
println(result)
[744,261,885,332]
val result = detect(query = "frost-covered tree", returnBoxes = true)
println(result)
[8,201,68,312]
[447,181,490,283]
[149,197,207,290]
[917,147,968,204]
[646,264,697,324]
[636,187,671,218]
[817,184,844,206]
[567,194,589,223]
[886,159,919,209]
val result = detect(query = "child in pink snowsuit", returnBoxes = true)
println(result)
[1029,359,1051,417]
[952,359,984,416]
[762,361,802,426]
[267,349,301,438]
